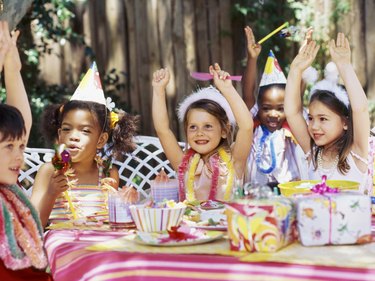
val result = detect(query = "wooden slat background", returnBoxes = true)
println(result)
[38,0,375,139]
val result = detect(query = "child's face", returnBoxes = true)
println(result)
[307,100,348,148]
[186,109,226,156]
[0,134,26,185]
[58,109,106,163]
[257,87,286,132]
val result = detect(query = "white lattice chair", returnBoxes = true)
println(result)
[19,136,184,200]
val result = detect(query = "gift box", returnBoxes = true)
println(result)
[296,192,372,246]
[225,197,295,253]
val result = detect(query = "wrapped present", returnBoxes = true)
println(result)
[296,187,372,246]
[225,197,295,253]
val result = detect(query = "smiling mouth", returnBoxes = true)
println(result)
[9,167,20,173]
[195,140,209,145]
[267,120,280,126]
[313,134,323,139]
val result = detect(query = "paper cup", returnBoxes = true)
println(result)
[108,193,133,229]
[129,204,186,232]
[150,179,179,203]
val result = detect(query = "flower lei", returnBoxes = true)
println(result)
[0,184,48,270]
[178,147,234,202]
[255,125,276,174]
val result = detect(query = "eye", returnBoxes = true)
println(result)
[82,128,91,133]
[188,125,197,131]
[61,127,70,132]
[307,116,313,121]
[204,124,213,130]
[277,106,284,112]
[320,117,328,122]
[20,144,26,151]
[6,144,14,150]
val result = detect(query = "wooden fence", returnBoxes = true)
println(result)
[38,0,375,138]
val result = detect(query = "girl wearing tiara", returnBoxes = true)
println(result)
[31,63,138,227]
[284,33,371,194]
[152,64,253,202]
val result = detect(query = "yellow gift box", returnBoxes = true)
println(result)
[225,198,295,253]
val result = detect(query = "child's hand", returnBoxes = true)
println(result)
[152,68,170,91]
[209,63,232,90]
[299,27,313,52]
[244,26,261,59]
[329,33,351,66]
[101,177,118,190]
[290,40,320,73]
[4,29,21,73]
[0,21,12,70]
[48,171,70,198]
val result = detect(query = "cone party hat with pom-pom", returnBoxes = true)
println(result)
[259,50,287,87]
[70,62,106,106]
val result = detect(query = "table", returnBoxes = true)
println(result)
[44,223,375,281]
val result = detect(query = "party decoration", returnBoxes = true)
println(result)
[296,179,372,246]
[52,144,78,220]
[257,22,288,44]
[70,62,107,108]
[190,72,242,81]
[225,197,295,253]
[178,147,234,202]
[259,50,287,87]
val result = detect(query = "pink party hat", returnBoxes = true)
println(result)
[70,62,106,105]
[259,50,287,87]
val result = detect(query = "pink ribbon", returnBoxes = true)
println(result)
[310,175,339,195]
[310,175,338,244]
[190,72,242,81]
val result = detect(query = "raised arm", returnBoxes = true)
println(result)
[152,68,183,171]
[284,41,320,153]
[209,63,253,178]
[299,27,314,95]
[242,26,261,110]
[2,23,32,141]
[329,33,369,160]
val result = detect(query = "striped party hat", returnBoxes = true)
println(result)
[259,50,286,87]
[70,62,106,106]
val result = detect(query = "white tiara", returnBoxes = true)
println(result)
[177,86,236,126]
[310,62,349,108]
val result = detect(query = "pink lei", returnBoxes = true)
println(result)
[0,184,48,270]
[178,147,234,202]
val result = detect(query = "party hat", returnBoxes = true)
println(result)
[70,62,106,106]
[259,50,287,87]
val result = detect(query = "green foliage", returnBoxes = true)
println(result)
[12,1,127,147]
[331,0,350,24]
[232,0,296,70]
[287,0,352,103]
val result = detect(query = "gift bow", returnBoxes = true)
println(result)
[310,175,339,195]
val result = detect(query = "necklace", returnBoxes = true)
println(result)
[317,149,339,178]
[178,147,234,202]
[255,126,276,174]
[0,184,47,270]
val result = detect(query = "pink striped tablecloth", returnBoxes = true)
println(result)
[44,223,375,281]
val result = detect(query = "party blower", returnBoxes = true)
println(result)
[52,144,78,220]
[190,22,300,82]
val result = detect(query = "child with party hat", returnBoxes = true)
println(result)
[31,62,138,227]
[243,27,310,189]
